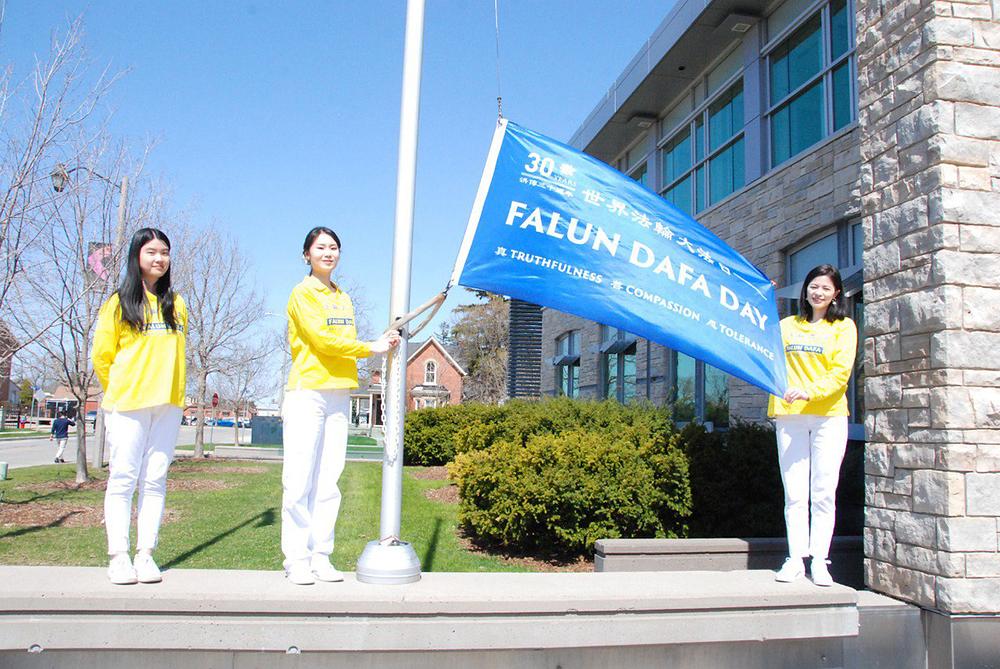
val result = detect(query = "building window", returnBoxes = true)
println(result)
[670,353,730,428]
[554,331,580,398]
[782,221,864,437]
[660,78,744,215]
[600,326,637,403]
[424,360,437,385]
[767,0,855,167]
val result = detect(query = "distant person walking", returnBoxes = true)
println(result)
[49,411,75,463]
[280,226,400,585]
[92,228,187,586]
[770,264,857,587]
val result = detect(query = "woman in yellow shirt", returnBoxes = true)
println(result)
[92,228,187,585]
[769,264,857,587]
[282,227,400,585]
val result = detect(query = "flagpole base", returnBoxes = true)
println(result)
[356,539,422,585]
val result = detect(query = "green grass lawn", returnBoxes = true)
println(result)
[0,460,529,573]
[0,430,49,439]
[176,436,378,451]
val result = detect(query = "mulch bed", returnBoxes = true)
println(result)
[17,478,234,494]
[423,484,459,504]
[456,530,593,573]
[0,503,180,529]
[409,466,450,480]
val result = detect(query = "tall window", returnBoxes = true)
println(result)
[600,326,637,403]
[424,360,437,384]
[660,79,745,215]
[784,221,864,436]
[554,331,580,398]
[670,353,730,428]
[768,0,855,166]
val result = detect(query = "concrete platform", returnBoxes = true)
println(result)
[0,566,857,663]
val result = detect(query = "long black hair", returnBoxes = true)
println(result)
[799,264,847,322]
[117,227,178,332]
[302,226,341,277]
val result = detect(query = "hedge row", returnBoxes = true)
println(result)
[406,399,861,557]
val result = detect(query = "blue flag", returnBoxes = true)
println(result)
[452,120,787,397]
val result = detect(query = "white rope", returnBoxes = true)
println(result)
[379,343,405,467]
[494,0,503,121]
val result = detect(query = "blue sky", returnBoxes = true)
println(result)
[4,0,677,338]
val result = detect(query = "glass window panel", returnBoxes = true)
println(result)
[662,129,692,184]
[831,0,850,60]
[623,348,637,402]
[664,175,692,216]
[630,162,648,186]
[789,233,838,283]
[704,364,729,428]
[832,60,852,131]
[707,47,743,97]
[571,366,580,398]
[770,14,822,102]
[673,352,696,422]
[771,79,824,165]
[695,117,705,162]
[605,352,619,400]
[695,165,706,213]
[662,92,693,139]
[709,83,743,152]
[709,138,745,205]
[767,0,814,42]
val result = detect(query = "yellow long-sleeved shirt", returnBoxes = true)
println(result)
[92,292,188,411]
[768,315,858,417]
[285,275,371,391]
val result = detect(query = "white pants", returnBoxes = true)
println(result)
[103,404,182,555]
[281,389,350,570]
[775,415,848,560]
[54,438,68,459]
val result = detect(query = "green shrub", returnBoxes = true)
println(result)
[403,403,501,466]
[447,399,691,557]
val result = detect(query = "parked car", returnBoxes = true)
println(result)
[215,418,235,427]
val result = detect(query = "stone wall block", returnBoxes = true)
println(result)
[971,389,1000,429]
[913,469,967,514]
[930,134,993,167]
[927,60,1000,106]
[966,554,1000,578]
[964,287,1000,331]
[937,577,1000,613]
[900,224,960,260]
[960,224,1000,253]
[866,443,895,476]
[864,297,900,336]
[972,19,1000,49]
[871,408,911,442]
[978,445,1000,472]
[901,387,930,408]
[936,442,979,471]
[867,506,897,530]
[967,472,1000,515]
[898,285,964,333]
[923,16,975,46]
[867,526,899,562]
[953,4,993,20]
[895,511,939,548]
[866,374,902,408]
[937,516,998,551]
[931,331,1000,369]
[900,334,931,361]
[930,386,977,428]
[866,240,902,279]
[938,550,967,578]
[895,543,942,573]
[932,249,999,286]
[958,166,994,189]
[893,443,937,468]
[909,407,931,427]
[868,559,937,607]
[898,100,956,149]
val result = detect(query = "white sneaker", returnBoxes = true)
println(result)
[310,557,345,582]
[775,557,805,583]
[134,553,162,583]
[811,559,834,587]
[286,562,315,585]
[107,553,138,585]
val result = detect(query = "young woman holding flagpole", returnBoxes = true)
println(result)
[93,228,187,585]
[769,264,858,587]
[281,227,400,585]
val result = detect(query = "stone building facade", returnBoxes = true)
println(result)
[857,0,1000,619]
[525,0,1000,657]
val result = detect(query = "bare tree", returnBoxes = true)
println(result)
[180,227,262,457]
[449,290,509,405]
[9,134,151,483]
[0,17,125,361]
[216,340,276,446]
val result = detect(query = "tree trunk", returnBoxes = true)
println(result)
[233,403,240,447]
[75,423,89,484]
[193,370,207,458]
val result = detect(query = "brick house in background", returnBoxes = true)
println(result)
[406,337,466,410]
[350,336,467,427]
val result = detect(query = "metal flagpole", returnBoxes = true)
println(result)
[356,0,424,585]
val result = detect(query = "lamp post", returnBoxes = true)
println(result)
[50,163,129,469]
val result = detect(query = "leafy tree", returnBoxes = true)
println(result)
[448,290,508,404]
